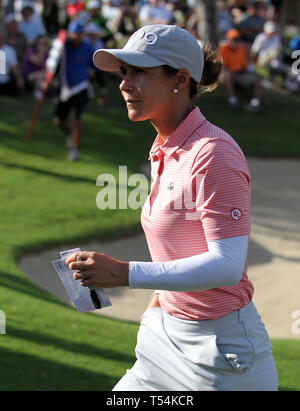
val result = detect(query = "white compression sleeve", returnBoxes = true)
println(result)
[129,235,249,292]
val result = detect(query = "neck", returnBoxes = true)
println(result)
[150,100,194,142]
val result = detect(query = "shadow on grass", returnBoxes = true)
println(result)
[0,160,97,185]
[0,346,118,390]
[0,160,151,194]
[0,271,68,309]
[7,325,136,364]
[1,344,295,391]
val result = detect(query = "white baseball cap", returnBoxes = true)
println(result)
[93,24,204,83]
[264,21,278,33]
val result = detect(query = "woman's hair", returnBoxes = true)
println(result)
[162,42,223,99]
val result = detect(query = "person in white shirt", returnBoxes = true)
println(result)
[251,21,281,67]
[101,0,124,34]
[138,0,173,25]
[0,29,24,95]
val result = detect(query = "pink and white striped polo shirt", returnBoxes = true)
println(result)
[141,106,254,320]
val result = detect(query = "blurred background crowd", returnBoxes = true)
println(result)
[0,0,300,158]
[0,0,299,99]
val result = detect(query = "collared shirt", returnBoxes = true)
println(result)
[141,106,254,320]
[251,32,281,56]
[18,15,46,43]
[0,44,18,84]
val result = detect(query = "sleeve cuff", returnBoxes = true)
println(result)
[128,261,137,289]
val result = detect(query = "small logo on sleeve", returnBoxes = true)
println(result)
[231,208,242,221]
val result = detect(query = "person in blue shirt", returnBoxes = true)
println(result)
[54,20,94,161]
[18,4,47,45]
[289,37,300,54]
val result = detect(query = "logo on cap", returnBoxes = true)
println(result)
[140,30,158,46]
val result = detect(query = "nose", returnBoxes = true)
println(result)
[119,74,135,94]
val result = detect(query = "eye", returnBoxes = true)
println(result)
[120,66,126,76]
[133,67,146,73]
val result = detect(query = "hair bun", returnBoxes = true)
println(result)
[199,42,223,93]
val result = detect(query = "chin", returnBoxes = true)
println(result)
[127,109,147,122]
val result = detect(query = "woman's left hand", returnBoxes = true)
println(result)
[66,251,129,288]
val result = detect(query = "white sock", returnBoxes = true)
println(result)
[250,98,261,107]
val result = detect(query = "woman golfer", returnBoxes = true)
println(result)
[66,24,278,391]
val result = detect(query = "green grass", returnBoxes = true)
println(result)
[199,85,300,158]
[272,339,300,391]
[0,79,300,390]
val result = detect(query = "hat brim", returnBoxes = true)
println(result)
[93,49,164,71]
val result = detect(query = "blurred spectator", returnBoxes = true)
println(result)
[235,1,265,46]
[227,0,249,9]
[22,35,49,99]
[266,0,283,21]
[85,22,105,50]
[289,37,300,54]
[101,0,125,35]
[100,0,136,39]
[218,0,234,38]
[3,0,13,15]
[85,21,108,105]
[18,4,47,44]
[78,0,99,24]
[84,0,105,24]
[53,20,94,161]
[115,0,138,36]
[254,0,267,19]
[80,0,115,46]
[138,0,174,26]
[4,13,28,64]
[66,0,85,19]
[165,0,191,26]
[0,29,24,96]
[0,0,5,26]
[42,0,60,36]
[251,21,281,68]
[230,6,247,26]
[219,28,262,111]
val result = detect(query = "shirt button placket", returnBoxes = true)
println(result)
[149,149,165,215]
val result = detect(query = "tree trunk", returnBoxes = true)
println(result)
[195,0,219,46]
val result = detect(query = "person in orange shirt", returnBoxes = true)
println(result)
[219,29,262,111]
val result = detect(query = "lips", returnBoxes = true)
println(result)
[126,99,141,105]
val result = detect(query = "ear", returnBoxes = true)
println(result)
[174,69,191,92]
